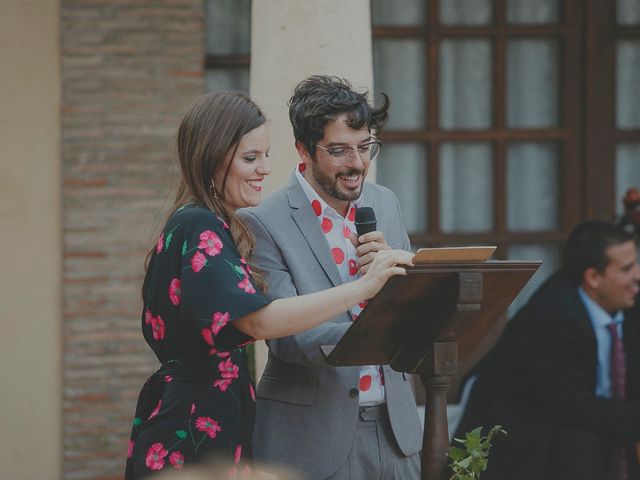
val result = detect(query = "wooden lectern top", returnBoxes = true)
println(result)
[323,259,541,374]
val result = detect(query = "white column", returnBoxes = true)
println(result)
[250,0,374,378]
[0,1,62,478]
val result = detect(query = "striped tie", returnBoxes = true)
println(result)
[607,322,628,480]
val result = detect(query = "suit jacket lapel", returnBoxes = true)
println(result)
[285,174,343,288]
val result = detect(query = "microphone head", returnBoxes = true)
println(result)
[354,207,377,236]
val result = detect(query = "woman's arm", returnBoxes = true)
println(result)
[233,249,413,340]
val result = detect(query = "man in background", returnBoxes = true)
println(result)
[455,221,640,479]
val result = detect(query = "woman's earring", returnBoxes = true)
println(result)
[210,179,218,199]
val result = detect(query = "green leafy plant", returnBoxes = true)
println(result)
[448,425,506,480]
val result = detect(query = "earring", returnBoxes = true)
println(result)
[210,179,218,199]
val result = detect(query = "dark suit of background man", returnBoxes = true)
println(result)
[240,75,422,480]
[455,221,640,480]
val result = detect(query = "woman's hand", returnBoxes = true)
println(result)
[358,249,414,299]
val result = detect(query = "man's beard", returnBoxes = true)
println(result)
[309,162,366,202]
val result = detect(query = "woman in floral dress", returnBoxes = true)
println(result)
[124,92,413,479]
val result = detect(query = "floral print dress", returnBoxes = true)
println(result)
[125,205,271,479]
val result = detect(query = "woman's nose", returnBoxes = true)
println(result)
[257,155,271,176]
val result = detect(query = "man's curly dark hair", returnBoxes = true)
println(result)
[288,75,390,156]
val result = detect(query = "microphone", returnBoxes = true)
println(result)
[355,207,377,237]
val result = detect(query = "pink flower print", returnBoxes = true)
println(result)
[168,278,181,306]
[211,312,231,335]
[190,403,196,414]
[127,440,135,458]
[201,327,213,346]
[148,400,162,419]
[208,347,231,358]
[156,233,164,254]
[249,383,256,402]
[240,258,252,275]
[169,451,184,470]
[145,443,168,471]
[217,215,230,229]
[198,230,223,256]
[237,276,256,294]
[145,312,165,341]
[234,444,242,464]
[195,416,222,439]
[151,316,165,340]
[219,358,239,379]
[164,375,172,383]
[213,378,233,391]
[191,251,207,273]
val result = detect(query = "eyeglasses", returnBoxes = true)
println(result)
[315,140,382,164]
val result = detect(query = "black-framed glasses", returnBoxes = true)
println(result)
[315,140,382,165]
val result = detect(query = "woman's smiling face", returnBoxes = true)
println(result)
[217,124,271,210]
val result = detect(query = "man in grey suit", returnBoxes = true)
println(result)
[240,75,422,479]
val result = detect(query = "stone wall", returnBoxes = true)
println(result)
[60,1,204,477]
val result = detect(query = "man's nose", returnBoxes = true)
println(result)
[345,147,365,168]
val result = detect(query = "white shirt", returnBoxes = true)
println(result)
[295,164,386,405]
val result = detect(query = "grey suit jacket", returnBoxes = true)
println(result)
[239,173,422,479]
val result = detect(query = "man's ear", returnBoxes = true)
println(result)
[583,267,601,290]
[295,141,311,162]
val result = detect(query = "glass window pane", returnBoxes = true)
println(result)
[376,143,428,234]
[440,0,492,25]
[507,142,560,231]
[616,143,640,216]
[372,0,425,25]
[205,69,250,93]
[440,143,493,232]
[617,41,640,129]
[507,40,559,128]
[374,40,426,129]
[440,40,492,130]
[507,244,560,316]
[205,0,251,55]
[507,0,559,23]
[618,0,640,25]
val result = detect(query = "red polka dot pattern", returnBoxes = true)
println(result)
[321,217,333,233]
[359,375,372,391]
[311,200,322,216]
[332,247,345,265]
[348,259,358,276]
[347,207,356,222]
[359,301,368,309]
[343,225,351,238]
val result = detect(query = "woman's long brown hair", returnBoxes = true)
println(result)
[147,91,266,290]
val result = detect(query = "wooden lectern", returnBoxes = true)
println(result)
[322,256,541,480]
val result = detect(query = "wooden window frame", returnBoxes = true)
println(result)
[373,0,585,258]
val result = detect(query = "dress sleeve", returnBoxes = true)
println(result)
[177,208,272,352]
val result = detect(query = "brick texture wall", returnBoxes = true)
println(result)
[61,2,204,478]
